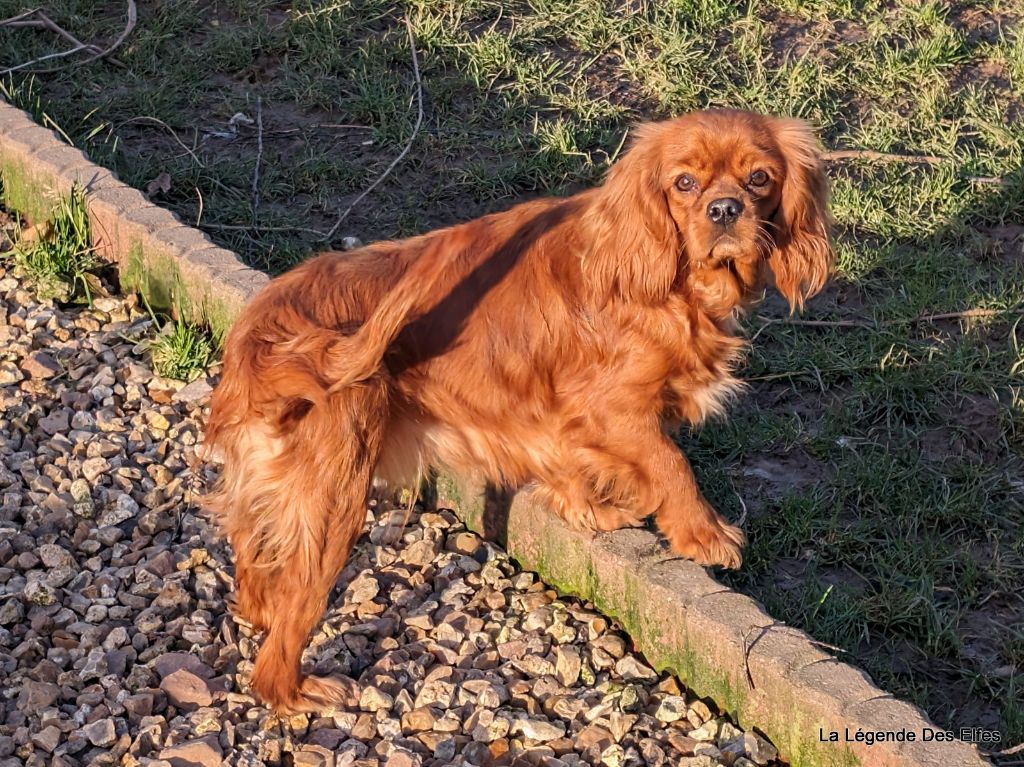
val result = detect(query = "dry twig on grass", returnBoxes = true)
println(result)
[68,0,136,69]
[115,116,206,168]
[822,146,1011,186]
[742,622,847,691]
[822,148,946,165]
[193,186,204,228]
[0,40,89,75]
[752,306,1024,340]
[0,10,102,56]
[985,741,1024,758]
[201,222,329,237]
[0,2,136,75]
[321,16,424,243]
[251,96,264,220]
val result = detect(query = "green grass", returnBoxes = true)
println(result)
[148,319,214,383]
[0,0,1021,746]
[9,185,99,301]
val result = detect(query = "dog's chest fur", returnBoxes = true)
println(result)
[659,303,748,427]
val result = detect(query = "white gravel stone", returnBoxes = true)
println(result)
[98,492,139,526]
[23,576,58,605]
[38,543,74,568]
[690,718,722,742]
[81,456,110,482]
[516,717,566,741]
[655,695,687,722]
[615,654,657,681]
[359,685,394,712]
[80,717,117,747]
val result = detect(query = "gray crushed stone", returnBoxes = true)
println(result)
[0,263,783,767]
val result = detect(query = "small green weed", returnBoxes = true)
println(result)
[135,279,215,383]
[149,319,214,383]
[0,75,44,123]
[13,187,99,302]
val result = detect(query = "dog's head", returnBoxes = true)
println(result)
[585,108,833,311]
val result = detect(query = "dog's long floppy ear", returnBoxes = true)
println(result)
[768,117,834,311]
[583,123,683,304]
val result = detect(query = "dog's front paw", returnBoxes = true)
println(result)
[661,507,745,569]
[698,519,745,569]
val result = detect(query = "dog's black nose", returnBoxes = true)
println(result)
[707,197,744,225]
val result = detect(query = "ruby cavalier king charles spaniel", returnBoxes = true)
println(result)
[203,108,833,712]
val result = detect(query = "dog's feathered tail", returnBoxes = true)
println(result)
[265,228,473,396]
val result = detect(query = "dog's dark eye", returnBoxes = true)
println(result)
[748,170,769,187]
[675,174,697,192]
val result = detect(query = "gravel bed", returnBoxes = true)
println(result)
[0,263,783,767]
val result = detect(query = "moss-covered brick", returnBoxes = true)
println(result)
[435,472,989,767]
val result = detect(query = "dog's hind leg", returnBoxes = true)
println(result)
[209,385,386,713]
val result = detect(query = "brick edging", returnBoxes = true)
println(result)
[0,98,991,767]
[0,99,267,340]
[435,476,991,767]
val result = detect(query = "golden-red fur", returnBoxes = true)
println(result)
[203,108,833,712]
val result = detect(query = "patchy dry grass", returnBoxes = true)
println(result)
[0,0,1021,746]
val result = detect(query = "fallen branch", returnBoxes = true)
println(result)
[987,741,1024,761]
[731,485,748,528]
[742,623,846,690]
[314,123,374,130]
[0,41,88,76]
[822,148,945,165]
[1,12,102,55]
[912,307,1014,324]
[822,148,1015,186]
[753,306,1024,338]
[970,175,1008,186]
[749,315,872,342]
[57,0,136,70]
[741,625,763,690]
[754,316,873,334]
[0,2,135,75]
[113,117,245,201]
[251,96,263,220]
[200,221,329,237]
[806,637,848,654]
[985,741,1024,758]
[321,15,424,243]
[194,186,204,228]
[115,116,206,168]
[0,8,42,26]
[746,364,879,383]
[206,123,374,144]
